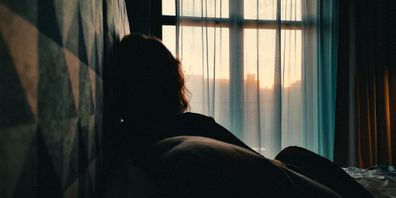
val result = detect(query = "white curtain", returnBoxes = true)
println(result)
[162,0,337,159]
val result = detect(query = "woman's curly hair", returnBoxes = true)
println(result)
[113,34,189,118]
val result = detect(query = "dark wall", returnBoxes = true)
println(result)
[125,0,161,37]
[0,0,129,197]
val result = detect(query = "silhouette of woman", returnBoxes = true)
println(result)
[112,34,372,198]
[113,34,253,151]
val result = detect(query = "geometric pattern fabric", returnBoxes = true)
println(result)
[0,0,129,197]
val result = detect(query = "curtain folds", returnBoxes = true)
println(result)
[334,0,396,167]
[170,0,337,159]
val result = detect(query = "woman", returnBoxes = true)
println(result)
[112,34,371,198]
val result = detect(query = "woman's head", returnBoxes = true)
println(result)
[113,34,189,121]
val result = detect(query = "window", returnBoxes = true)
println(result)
[158,0,312,157]
[160,0,302,86]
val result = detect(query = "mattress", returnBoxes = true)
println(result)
[343,165,396,197]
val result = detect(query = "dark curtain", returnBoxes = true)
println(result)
[334,0,396,167]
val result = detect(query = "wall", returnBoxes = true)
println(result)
[125,0,161,37]
[0,0,129,197]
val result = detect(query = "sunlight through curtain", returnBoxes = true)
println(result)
[162,0,337,159]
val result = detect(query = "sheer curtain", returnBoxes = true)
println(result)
[162,0,337,159]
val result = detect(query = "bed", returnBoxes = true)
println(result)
[343,165,396,197]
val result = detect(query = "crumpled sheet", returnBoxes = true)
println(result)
[343,165,396,198]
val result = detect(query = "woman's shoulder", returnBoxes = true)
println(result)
[178,112,212,118]
[175,112,215,124]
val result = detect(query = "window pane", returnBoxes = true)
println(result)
[281,0,302,21]
[181,0,229,18]
[244,0,302,21]
[244,0,276,20]
[244,29,276,88]
[163,0,229,18]
[280,29,303,148]
[243,29,302,88]
[162,0,175,15]
[162,25,230,126]
[244,29,277,156]
[163,26,230,79]
[162,25,176,56]
[243,28,303,156]
[281,29,302,87]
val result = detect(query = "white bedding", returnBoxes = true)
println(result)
[343,166,396,198]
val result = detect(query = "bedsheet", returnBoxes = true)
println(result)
[343,165,396,197]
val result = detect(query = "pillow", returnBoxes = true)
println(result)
[148,136,304,198]
[275,146,373,198]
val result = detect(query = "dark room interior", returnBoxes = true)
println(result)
[0,0,395,197]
